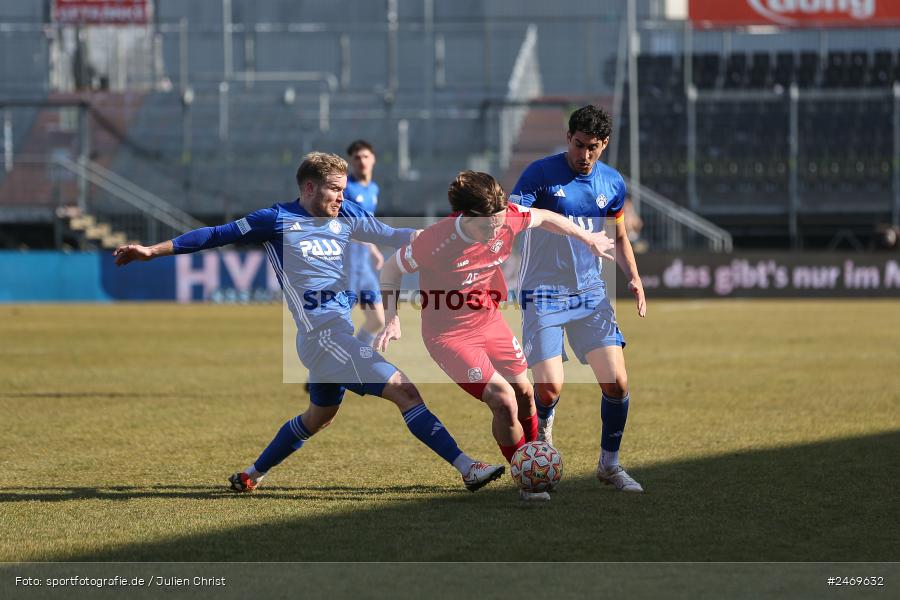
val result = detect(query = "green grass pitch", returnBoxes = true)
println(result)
[0,300,897,562]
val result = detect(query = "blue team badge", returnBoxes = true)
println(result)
[328,220,342,234]
[596,194,608,208]
[355,195,364,203]
[359,346,373,359]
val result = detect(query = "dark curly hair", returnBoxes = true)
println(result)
[568,105,612,140]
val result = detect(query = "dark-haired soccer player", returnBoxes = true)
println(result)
[376,171,614,502]
[511,105,647,492]
[343,139,386,346]
[113,152,505,494]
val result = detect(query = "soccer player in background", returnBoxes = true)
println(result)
[344,140,386,346]
[376,171,615,501]
[511,105,647,492]
[113,152,505,494]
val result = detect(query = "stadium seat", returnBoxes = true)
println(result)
[773,52,795,87]
[869,50,894,87]
[724,53,748,89]
[692,53,721,89]
[847,51,868,87]
[797,52,820,88]
[748,53,771,88]
[823,51,848,87]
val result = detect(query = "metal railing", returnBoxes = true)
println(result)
[54,156,205,242]
[624,176,734,252]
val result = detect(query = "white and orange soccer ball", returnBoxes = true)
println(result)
[510,441,563,492]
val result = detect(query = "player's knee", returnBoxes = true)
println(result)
[385,381,423,411]
[601,378,628,399]
[483,387,517,424]
[510,382,535,407]
[535,381,563,405]
[301,409,337,434]
[307,417,334,434]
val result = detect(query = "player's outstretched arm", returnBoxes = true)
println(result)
[529,207,615,261]
[375,251,404,352]
[115,211,278,267]
[113,240,174,266]
[349,210,419,249]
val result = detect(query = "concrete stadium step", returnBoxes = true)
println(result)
[56,206,130,250]
[84,223,113,240]
[68,214,97,231]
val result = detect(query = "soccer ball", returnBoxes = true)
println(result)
[510,441,563,492]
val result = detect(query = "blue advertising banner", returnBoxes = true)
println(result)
[98,251,280,302]
[0,251,111,302]
[0,250,281,303]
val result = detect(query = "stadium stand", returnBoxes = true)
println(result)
[615,45,899,247]
[2,0,898,249]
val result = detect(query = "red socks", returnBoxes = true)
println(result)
[518,412,538,442]
[499,435,526,463]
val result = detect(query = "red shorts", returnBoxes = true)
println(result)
[424,312,528,399]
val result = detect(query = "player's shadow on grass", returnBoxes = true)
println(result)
[1,392,184,400]
[50,431,900,561]
[0,484,452,504]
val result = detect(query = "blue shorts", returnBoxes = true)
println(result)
[521,288,625,366]
[297,320,397,406]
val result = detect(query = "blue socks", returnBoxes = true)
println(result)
[534,386,559,420]
[251,404,463,476]
[402,403,463,465]
[253,415,312,473]
[600,392,629,453]
[356,329,376,347]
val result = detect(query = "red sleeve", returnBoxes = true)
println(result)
[506,203,532,236]
[397,226,437,274]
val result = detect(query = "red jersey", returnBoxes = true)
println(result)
[396,204,532,339]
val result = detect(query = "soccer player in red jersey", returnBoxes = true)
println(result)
[376,171,614,501]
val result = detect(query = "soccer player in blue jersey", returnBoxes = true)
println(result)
[511,105,647,492]
[113,152,505,494]
[343,140,386,347]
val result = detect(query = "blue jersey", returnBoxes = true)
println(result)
[343,175,381,287]
[344,175,379,214]
[511,153,626,294]
[171,200,413,333]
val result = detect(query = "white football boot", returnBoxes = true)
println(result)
[519,489,551,502]
[596,464,644,493]
[462,462,505,492]
[537,411,555,445]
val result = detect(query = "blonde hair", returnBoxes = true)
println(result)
[296,152,348,187]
